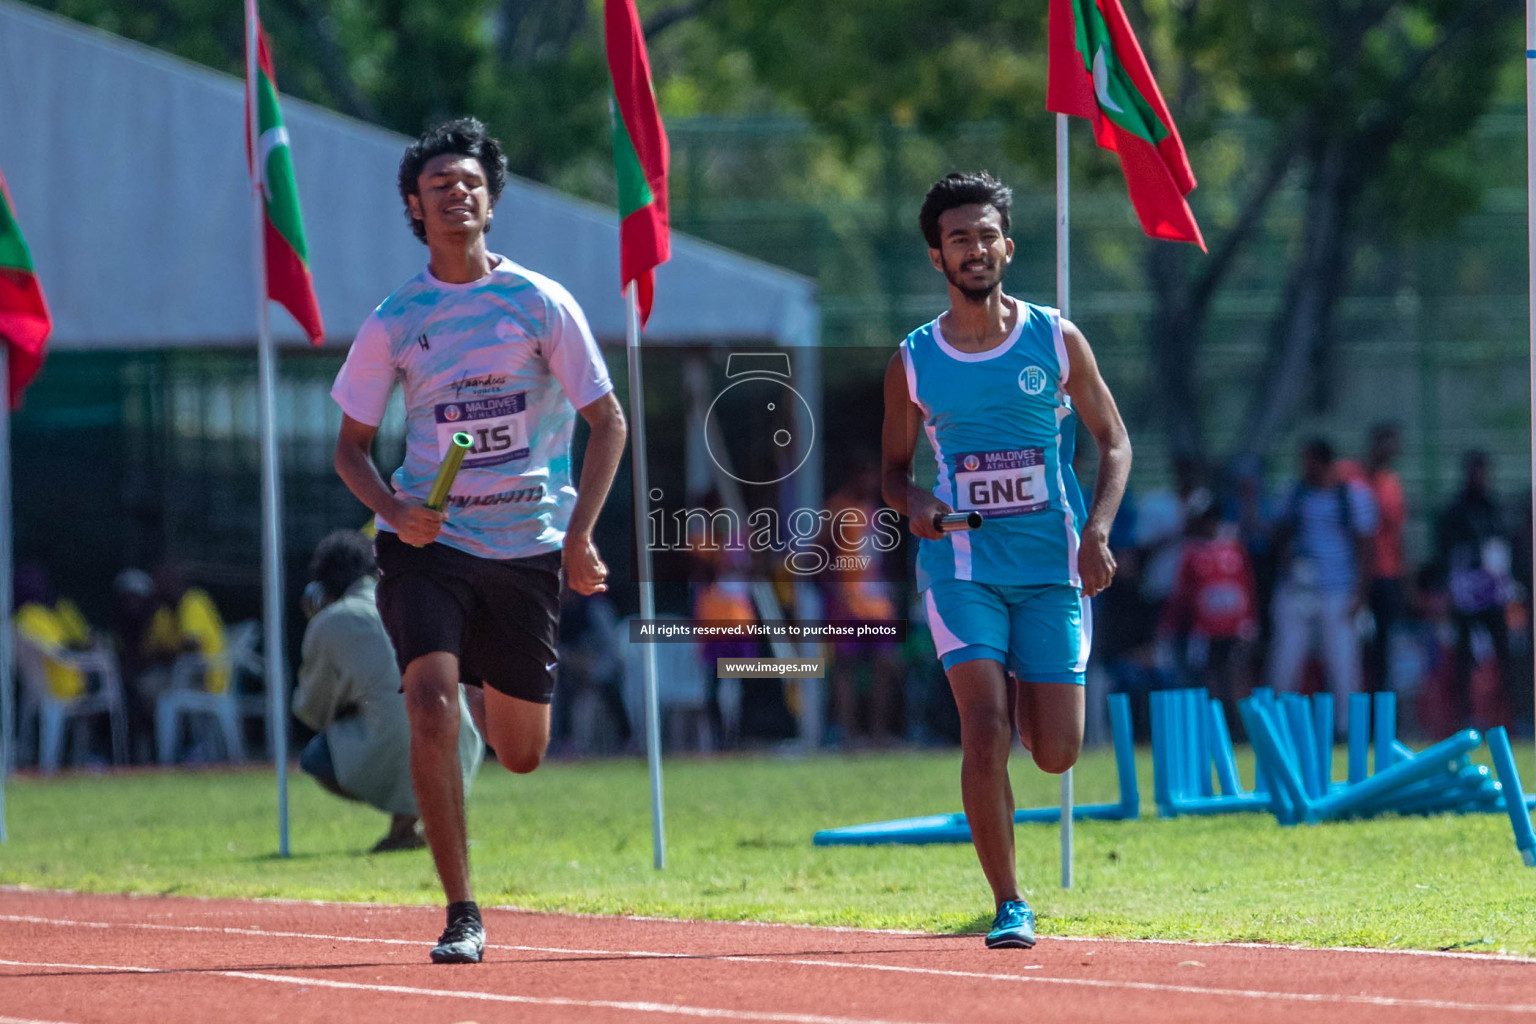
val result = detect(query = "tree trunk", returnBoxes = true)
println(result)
[1232,135,1356,463]
[1146,244,1206,464]
[1138,125,1304,467]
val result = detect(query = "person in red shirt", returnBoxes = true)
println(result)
[1159,496,1258,718]
[1340,423,1407,694]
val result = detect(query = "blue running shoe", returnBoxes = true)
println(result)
[985,899,1036,949]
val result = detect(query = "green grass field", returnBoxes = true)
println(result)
[2,745,1533,955]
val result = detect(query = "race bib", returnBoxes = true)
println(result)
[954,448,1049,517]
[435,394,530,468]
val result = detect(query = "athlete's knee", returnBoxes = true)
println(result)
[1030,735,1081,775]
[958,705,1012,764]
[403,676,460,739]
[492,741,545,775]
[499,750,544,775]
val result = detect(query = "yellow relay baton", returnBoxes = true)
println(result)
[426,432,475,512]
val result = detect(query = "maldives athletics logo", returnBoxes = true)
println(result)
[443,404,463,422]
[1018,365,1049,395]
[962,454,981,472]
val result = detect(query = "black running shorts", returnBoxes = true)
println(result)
[374,531,562,704]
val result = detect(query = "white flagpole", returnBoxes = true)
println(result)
[1056,111,1074,890]
[0,356,11,843]
[1527,0,1535,781]
[247,0,290,858]
[625,281,666,869]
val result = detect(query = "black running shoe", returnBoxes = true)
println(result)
[430,911,486,964]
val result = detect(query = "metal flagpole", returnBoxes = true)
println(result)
[0,357,11,843]
[248,0,290,857]
[1526,0,1535,782]
[1526,0,1534,782]
[625,280,666,869]
[1056,111,1074,890]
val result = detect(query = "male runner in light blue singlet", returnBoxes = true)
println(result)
[881,172,1131,949]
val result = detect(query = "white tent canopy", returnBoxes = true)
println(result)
[0,0,818,349]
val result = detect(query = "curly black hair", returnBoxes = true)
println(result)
[918,171,1013,249]
[397,117,509,243]
[308,530,377,602]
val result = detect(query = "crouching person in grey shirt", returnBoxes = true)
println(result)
[295,530,484,852]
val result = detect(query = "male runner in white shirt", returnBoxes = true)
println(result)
[332,118,627,964]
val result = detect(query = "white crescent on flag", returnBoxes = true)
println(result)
[258,125,290,201]
[1092,47,1125,114]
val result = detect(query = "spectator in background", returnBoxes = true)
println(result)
[1134,456,1207,611]
[1158,495,1258,719]
[143,563,228,694]
[1435,451,1515,730]
[688,489,758,748]
[110,568,160,762]
[1097,490,1166,741]
[552,588,630,756]
[1340,422,1408,694]
[1511,494,1535,735]
[294,530,484,853]
[13,564,93,702]
[1266,438,1377,733]
[822,459,904,747]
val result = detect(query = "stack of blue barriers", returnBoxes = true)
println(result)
[1156,685,1536,865]
[811,684,1536,866]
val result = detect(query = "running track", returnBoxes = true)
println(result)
[2,890,1535,1023]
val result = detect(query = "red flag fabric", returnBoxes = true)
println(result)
[245,14,325,344]
[0,169,51,407]
[1047,0,1205,249]
[604,0,671,327]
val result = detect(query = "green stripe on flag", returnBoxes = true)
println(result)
[257,69,310,264]
[0,193,36,274]
[612,93,655,220]
[1073,0,1168,145]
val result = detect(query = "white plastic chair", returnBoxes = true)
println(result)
[620,615,716,752]
[14,633,129,773]
[154,620,264,765]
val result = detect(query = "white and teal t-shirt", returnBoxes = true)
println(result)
[331,255,613,561]
[902,298,1088,591]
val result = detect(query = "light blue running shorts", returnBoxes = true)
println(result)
[922,579,1091,684]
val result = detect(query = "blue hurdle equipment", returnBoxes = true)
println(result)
[1486,726,1536,867]
[1240,694,1483,825]
[1348,693,1370,784]
[1149,688,1270,818]
[811,693,1140,846]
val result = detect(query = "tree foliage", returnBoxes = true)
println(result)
[22,0,1525,466]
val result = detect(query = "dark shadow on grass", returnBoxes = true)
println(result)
[941,914,992,937]
[244,851,365,863]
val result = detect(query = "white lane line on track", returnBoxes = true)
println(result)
[0,1016,83,1024]
[8,884,1534,962]
[5,924,1536,1015]
[0,959,934,1024]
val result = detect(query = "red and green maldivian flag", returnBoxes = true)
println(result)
[604,0,670,328]
[0,169,51,408]
[1047,0,1205,249]
[245,16,324,344]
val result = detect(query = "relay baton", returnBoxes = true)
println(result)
[426,432,475,512]
[934,510,983,532]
